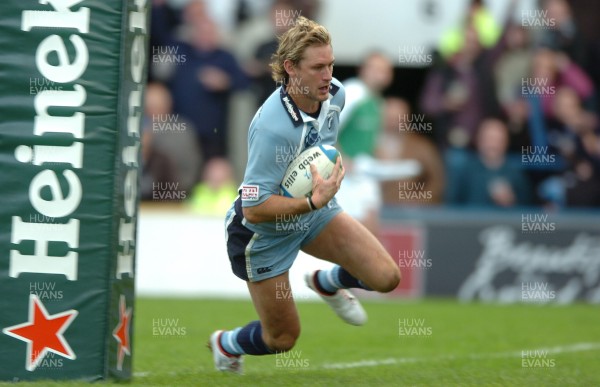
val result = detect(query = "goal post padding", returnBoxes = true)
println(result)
[0,0,148,381]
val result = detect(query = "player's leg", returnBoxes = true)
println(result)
[216,271,299,354]
[247,271,300,352]
[209,272,300,374]
[302,211,400,293]
[211,201,304,373]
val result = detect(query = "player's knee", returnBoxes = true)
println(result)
[375,263,401,293]
[265,330,299,352]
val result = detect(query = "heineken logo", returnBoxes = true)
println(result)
[9,0,91,281]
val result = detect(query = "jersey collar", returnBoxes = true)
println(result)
[280,83,340,128]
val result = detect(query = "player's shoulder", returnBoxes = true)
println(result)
[249,90,293,140]
[331,77,344,92]
[330,77,345,110]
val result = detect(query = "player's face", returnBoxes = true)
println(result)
[290,44,334,106]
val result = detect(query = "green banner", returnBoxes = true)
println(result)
[0,0,148,381]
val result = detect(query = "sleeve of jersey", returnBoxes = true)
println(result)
[240,124,288,207]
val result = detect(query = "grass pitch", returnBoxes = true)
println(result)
[3,298,599,386]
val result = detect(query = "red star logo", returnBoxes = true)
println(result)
[2,294,78,371]
[112,295,132,371]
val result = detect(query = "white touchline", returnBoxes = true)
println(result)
[320,342,600,370]
[132,342,600,377]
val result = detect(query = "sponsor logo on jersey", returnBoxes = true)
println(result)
[282,96,299,121]
[241,185,259,201]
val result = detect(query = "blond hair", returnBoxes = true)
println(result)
[270,16,331,84]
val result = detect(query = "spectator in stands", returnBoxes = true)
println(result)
[438,0,501,60]
[232,0,319,63]
[538,0,587,66]
[420,24,502,150]
[528,48,595,120]
[338,52,393,158]
[551,87,600,207]
[143,82,202,192]
[446,118,532,207]
[552,88,599,150]
[201,0,273,36]
[289,0,320,20]
[246,0,298,107]
[140,124,176,202]
[189,157,238,216]
[376,98,445,206]
[151,2,249,161]
[494,22,533,151]
[183,0,207,26]
[522,48,595,183]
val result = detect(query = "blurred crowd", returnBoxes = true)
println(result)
[141,0,600,217]
[421,0,600,210]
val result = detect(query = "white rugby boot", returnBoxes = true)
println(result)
[305,271,367,326]
[208,330,244,374]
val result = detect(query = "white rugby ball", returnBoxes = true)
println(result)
[279,144,341,198]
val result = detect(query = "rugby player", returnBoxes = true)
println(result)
[208,16,401,374]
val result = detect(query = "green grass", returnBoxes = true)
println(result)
[3,298,600,386]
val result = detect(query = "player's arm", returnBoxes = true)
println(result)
[243,157,344,224]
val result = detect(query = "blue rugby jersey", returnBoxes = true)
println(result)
[235,77,345,235]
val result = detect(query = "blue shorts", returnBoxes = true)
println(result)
[224,197,342,282]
